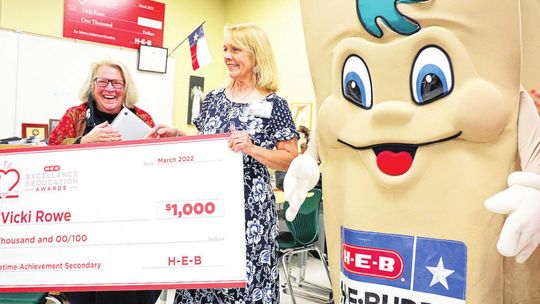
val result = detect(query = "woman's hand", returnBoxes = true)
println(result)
[228,128,254,154]
[228,125,298,171]
[81,121,121,144]
[146,123,185,139]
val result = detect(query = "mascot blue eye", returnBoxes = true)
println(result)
[342,55,372,109]
[410,46,453,105]
[344,72,366,106]
[415,65,447,103]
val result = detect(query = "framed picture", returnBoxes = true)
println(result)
[138,44,168,73]
[21,123,48,140]
[289,103,312,129]
[187,75,205,125]
[49,119,60,134]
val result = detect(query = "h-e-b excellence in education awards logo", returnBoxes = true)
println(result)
[0,161,20,199]
[24,164,79,193]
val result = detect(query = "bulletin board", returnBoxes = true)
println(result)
[0,30,18,138]
[0,28,176,140]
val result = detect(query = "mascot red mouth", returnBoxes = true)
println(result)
[337,131,462,176]
[373,145,417,176]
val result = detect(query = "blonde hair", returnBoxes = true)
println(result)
[224,23,279,92]
[79,59,139,108]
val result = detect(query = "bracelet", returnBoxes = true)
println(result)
[175,129,180,137]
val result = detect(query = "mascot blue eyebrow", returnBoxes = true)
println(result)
[356,0,428,37]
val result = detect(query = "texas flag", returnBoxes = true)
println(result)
[188,25,212,70]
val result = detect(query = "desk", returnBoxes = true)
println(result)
[0,143,46,150]
[0,145,27,149]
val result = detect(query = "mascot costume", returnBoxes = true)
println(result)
[285,0,540,303]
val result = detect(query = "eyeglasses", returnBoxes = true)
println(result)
[93,77,125,89]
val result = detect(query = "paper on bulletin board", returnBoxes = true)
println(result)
[138,44,168,73]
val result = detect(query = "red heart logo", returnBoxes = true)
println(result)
[0,169,21,196]
[376,151,413,176]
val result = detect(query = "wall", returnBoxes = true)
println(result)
[0,1,64,35]
[162,0,227,133]
[0,0,315,137]
[225,0,315,106]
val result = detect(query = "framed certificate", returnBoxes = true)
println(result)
[138,45,168,73]
[49,119,60,134]
[21,123,48,140]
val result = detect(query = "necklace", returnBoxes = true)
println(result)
[230,87,256,103]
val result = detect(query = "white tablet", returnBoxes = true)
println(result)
[111,107,151,141]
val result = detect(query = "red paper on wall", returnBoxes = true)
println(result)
[63,0,165,49]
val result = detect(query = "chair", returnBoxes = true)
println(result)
[0,293,64,304]
[278,188,332,304]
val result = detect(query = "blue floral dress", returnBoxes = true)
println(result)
[175,89,298,304]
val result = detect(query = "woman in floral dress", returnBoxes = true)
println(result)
[149,24,299,303]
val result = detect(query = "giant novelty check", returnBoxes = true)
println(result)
[0,134,246,292]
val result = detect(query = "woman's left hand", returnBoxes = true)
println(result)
[228,130,254,154]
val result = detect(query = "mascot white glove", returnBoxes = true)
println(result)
[283,154,320,221]
[484,171,540,263]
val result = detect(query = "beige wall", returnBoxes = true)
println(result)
[162,0,228,133]
[0,0,315,132]
[225,0,315,104]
